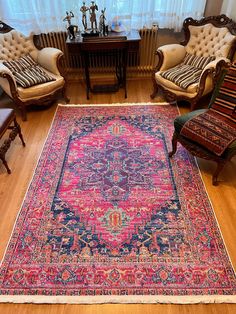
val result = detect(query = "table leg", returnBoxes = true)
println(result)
[123,48,128,98]
[0,138,11,174]
[115,50,123,87]
[83,52,91,100]
[14,118,25,147]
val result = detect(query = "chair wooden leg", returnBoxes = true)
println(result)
[62,86,70,103]
[169,132,178,157]
[19,104,27,121]
[212,161,226,186]
[190,100,198,111]
[150,80,158,99]
[0,139,12,174]
[14,118,25,146]
[62,82,70,103]
[0,116,26,173]
[0,155,11,174]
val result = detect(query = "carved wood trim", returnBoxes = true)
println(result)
[0,72,19,99]
[0,53,67,120]
[228,39,236,61]
[181,14,236,46]
[155,75,207,111]
[0,71,65,121]
[212,59,231,84]
[0,113,25,174]
[57,54,66,77]
[0,23,68,120]
[150,77,158,99]
[153,50,164,72]
[17,88,65,121]
[150,15,236,109]
[33,34,43,50]
[0,21,14,33]
[181,15,236,60]
[150,50,164,99]
[152,55,231,109]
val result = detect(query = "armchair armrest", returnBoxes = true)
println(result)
[155,44,186,71]
[37,47,64,76]
[200,57,230,82]
[0,63,17,98]
[196,58,230,96]
[203,57,229,71]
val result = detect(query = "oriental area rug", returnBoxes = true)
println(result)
[0,103,236,304]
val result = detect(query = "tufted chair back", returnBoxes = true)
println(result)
[0,29,38,62]
[185,24,236,58]
[151,15,236,112]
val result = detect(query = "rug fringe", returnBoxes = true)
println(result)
[0,295,236,304]
[58,102,176,107]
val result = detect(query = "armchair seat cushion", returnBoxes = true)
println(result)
[17,71,64,101]
[174,109,236,157]
[155,70,214,98]
[3,54,55,88]
[160,64,202,89]
[155,72,199,94]
[160,53,215,89]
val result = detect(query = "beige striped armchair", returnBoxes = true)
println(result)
[151,15,236,111]
[0,21,68,121]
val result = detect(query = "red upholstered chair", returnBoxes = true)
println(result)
[169,64,236,185]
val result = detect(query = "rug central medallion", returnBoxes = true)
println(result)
[56,118,177,250]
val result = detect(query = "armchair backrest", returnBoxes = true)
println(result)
[182,15,236,60]
[0,22,38,62]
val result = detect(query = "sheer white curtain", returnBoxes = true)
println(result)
[221,0,236,20]
[0,0,206,34]
[105,0,206,32]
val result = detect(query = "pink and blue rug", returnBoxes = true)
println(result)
[0,104,236,303]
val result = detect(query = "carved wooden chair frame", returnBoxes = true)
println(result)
[150,15,236,110]
[0,21,69,121]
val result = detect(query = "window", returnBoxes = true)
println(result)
[0,0,206,34]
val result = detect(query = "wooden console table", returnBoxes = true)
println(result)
[66,30,141,99]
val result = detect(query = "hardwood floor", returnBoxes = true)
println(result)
[0,79,235,314]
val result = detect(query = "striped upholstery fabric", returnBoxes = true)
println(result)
[210,63,236,125]
[160,53,215,89]
[160,64,202,89]
[180,63,236,156]
[3,54,55,88]
[182,53,215,69]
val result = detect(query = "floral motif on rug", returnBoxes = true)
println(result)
[0,104,235,304]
